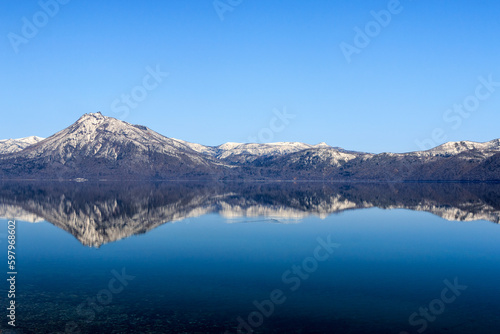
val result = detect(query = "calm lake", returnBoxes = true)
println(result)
[0,181,499,333]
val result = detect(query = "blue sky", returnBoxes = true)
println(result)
[1,0,499,153]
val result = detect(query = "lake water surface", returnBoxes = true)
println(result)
[0,182,499,333]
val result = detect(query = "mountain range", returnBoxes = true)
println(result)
[0,112,499,181]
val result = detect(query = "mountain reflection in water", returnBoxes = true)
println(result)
[0,181,499,247]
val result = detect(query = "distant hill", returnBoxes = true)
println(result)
[0,136,44,154]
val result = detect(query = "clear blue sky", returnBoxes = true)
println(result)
[1,0,499,153]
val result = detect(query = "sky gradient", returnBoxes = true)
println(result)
[1,0,499,153]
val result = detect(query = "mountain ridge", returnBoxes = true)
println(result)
[0,136,45,155]
[0,112,499,181]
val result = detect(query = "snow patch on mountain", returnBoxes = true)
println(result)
[173,139,334,162]
[285,147,362,167]
[0,136,44,155]
[428,139,500,156]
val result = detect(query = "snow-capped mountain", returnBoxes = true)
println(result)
[0,136,44,155]
[173,139,334,163]
[0,112,499,181]
[14,112,203,161]
[0,112,230,180]
[426,139,500,157]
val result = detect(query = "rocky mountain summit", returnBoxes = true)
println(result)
[0,136,44,154]
[0,112,498,181]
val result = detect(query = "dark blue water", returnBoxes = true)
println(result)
[0,182,500,333]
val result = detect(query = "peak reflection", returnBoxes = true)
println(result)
[1,182,499,247]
